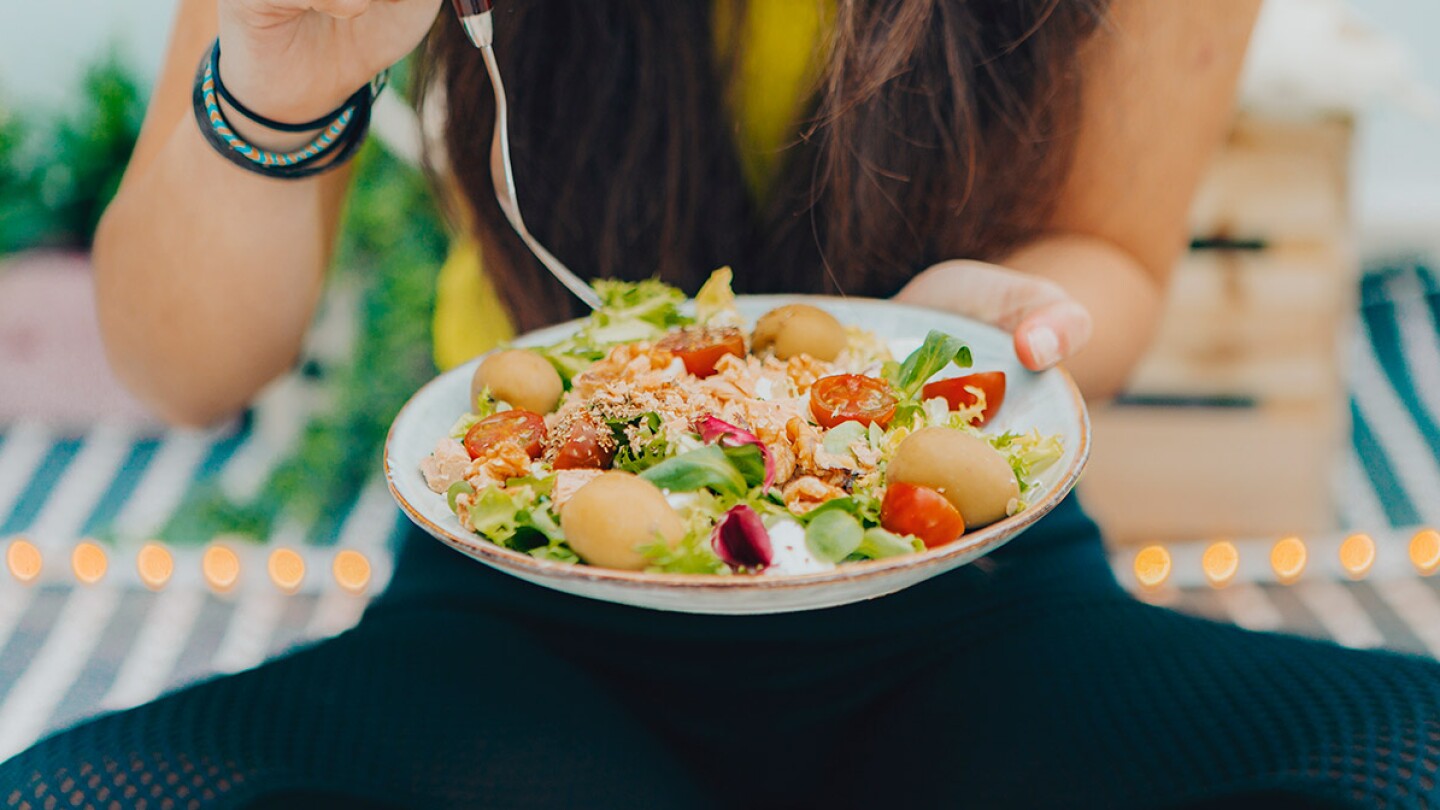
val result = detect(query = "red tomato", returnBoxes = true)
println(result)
[656,327,746,378]
[881,482,965,548]
[921,371,1007,426]
[464,410,547,460]
[552,416,617,470]
[809,374,897,429]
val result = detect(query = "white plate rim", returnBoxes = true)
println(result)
[384,295,1090,593]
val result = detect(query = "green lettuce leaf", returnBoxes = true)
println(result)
[694,266,738,325]
[822,421,867,458]
[609,412,671,474]
[446,480,475,514]
[640,444,754,497]
[536,278,693,385]
[886,330,974,398]
[805,509,864,563]
[855,527,925,560]
[640,531,728,575]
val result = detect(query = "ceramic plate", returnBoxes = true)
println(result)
[385,296,1089,615]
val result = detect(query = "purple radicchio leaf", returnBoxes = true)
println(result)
[711,504,773,571]
[695,415,776,489]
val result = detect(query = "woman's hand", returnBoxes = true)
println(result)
[219,0,443,127]
[894,259,1094,372]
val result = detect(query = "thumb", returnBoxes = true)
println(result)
[1012,299,1092,371]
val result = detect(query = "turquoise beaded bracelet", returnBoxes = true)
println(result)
[192,39,387,179]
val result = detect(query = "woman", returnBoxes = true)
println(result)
[5,1,1439,807]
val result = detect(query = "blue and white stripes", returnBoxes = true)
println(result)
[2,262,1440,759]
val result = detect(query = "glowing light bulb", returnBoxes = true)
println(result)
[1338,533,1375,580]
[1202,541,1239,588]
[136,542,173,590]
[1133,545,1171,590]
[1410,529,1440,576]
[202,544,241,592]
[332,550,371,594]
[1270,536,1307,584]
[71,541,108,585]
[267,548,305,593]
[5,539,41,583]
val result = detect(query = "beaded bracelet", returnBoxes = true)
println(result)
[192,39,387,179]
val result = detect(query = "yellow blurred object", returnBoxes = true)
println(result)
[1338,533,1375,579]
[71,541,107,585]
[268,548,306,593]
[1201,541,1239,588]
[433,237,515,372]
[1270,536,1307,584]
[136,542,173,590]
[1133,545,1172,590]
[6,539,41,583]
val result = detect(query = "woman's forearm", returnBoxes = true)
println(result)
[93,114,349,427]
[1000,233,1164,401]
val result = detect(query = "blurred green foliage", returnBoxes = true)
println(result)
[0,52,143,251]
[0,52,448,546]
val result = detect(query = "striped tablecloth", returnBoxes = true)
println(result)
[1,263,1439,760]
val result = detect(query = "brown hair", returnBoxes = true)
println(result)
[420,0,1109,333]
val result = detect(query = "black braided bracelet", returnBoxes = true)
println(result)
[192,38,385,180]
[211,41,358,134]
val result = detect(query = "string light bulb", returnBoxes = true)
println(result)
[332,550,372,594]
[202,543,241,592]
[136,542,174,590]
[1201,541,1239,588]
[1411,529,1440,576]
[1338,534,1376,580]
[267,548,306,593]
[71,541,107,585]
[5,539,41,584]
[1270,536,1307,584]
[1133,545,1171,590]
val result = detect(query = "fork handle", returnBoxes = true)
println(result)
[451,0,495,47]
[451,0,494,16]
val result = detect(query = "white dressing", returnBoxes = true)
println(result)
[764,518,835,575]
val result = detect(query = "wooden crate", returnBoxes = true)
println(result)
[1080,115,1358,547]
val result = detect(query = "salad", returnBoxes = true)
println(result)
[419,269,1063,575]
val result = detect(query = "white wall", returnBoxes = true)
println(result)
[1,0,1438,256]
[1350,0,1440,256]
[0,0,178,114]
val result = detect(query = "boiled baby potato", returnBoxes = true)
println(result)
[560,472,685,570]
[751,304,847,362]
[472,349,564,414]
[887,427,1019,530]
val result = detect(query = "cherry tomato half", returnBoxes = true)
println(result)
[809,374,897,429]
[464,410,547,460]
[552,416,617,470]
[921,371,1007,426]
[881,482,965,548]
[656,327,746,378]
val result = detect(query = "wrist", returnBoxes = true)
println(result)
[215,48,356,134]
[193,38,379,181]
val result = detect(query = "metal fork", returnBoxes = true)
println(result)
[451,0,604,310]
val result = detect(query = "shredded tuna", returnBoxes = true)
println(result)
[551,469,605,512]
[465,441,533,489]
[782,476,848,515]
[421,439,471,493]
